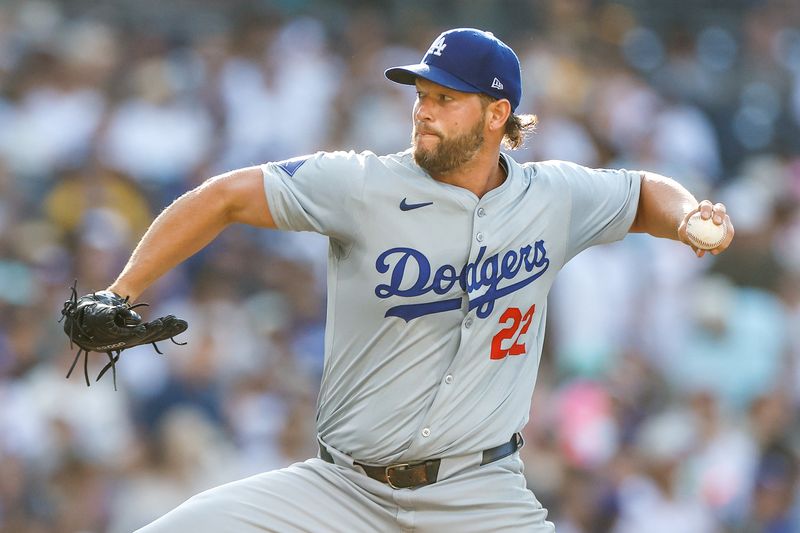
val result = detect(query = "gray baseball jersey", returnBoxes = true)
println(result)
[261,149,641,464]
[136,152,639,533]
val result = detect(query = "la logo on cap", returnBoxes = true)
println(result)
[428,35,447,56]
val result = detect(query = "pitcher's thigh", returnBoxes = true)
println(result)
[136,459,396,533]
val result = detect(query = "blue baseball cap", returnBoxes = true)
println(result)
[385,28,522,111]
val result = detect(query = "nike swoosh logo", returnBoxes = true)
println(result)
[400,198,434,211]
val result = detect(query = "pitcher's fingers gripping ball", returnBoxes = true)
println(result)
[678,200,734,257]
[685,211,728,250]
[59,281,188,390]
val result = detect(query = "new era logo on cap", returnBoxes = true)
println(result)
[384,28,523,111]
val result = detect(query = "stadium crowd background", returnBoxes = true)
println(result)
[1,0,799,531]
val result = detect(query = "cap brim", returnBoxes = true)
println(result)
[385,63,482,94]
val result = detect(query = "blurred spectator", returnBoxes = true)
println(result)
[665,275,789,409]
[613,409,716,533]
[733,443,799,533]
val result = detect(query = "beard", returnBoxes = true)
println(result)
[412,117,485,176]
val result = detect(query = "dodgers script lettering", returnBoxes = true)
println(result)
[375,242,550,322]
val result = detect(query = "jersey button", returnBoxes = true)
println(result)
[422,427,431,438]
[476,232,484,242]
[477,207,486,217]
[445,375,454,384]
[464,317,473,329]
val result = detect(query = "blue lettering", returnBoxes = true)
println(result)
[375,241,550,322]
[432,264,458,295]
[375,248,431,298]
[464,246,486,292]
[534,240,549,268]
[386,299,462,321]
[519,244,533,270]
[500,249,520,279]
[479,252,499,286]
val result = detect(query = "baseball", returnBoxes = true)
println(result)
[685,212,727,250]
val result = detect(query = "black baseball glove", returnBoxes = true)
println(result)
[60,282,188,389]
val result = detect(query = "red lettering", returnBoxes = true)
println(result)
[490,305,536,360]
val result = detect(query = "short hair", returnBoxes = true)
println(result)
[479,94,537,150]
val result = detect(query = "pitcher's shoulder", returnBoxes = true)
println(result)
[308,149,423,184]
[321,149,414,169]
[513,158,570,183]
[376,149,428,178]
[378,149,416,167]
[289,150,387,176]
[520,159,621,184]
[520,159,586,175]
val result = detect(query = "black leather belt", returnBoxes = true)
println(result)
[319,433,523,489]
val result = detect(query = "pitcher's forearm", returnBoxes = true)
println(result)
[629,172,698,239]
[108,179,233,301]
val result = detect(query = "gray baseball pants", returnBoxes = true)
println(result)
[136,440,555,532]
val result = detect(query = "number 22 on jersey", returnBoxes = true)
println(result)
[490,305,536,360]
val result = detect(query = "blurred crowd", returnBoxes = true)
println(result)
[0,0,799,531]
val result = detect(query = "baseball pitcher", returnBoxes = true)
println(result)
[62,28,734,532]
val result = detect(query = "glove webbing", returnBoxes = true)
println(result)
[59,281,186,390]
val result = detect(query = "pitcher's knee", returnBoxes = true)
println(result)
[136,489,234,532]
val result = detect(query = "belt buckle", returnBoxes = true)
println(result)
[385,463,410,489]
